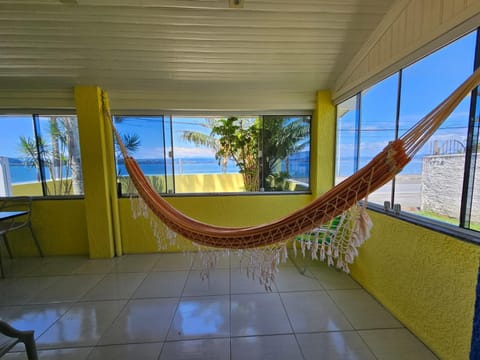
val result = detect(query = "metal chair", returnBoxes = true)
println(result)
[0,197,43,278]
[0,320,38,359]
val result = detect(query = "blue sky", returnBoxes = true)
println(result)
[337,29,476,175]
[0,30,478,170]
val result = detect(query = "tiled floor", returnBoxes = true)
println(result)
[0,253,438,360]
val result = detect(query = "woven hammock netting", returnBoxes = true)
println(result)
[106,67,480,288]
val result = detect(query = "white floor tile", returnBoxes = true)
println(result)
[167,296,230,340]
[37,348,92,360]
[281,291,353,332]
[328,289,403,329]
[35,257,89,276]
[0,254,437,360]
[3,347,93,360]
[231,335,303,360]
[0,276,60,305]
[1,303,71,340]
[133,271,188,298]
[309,263,360,290]
[191,252,231,270]
[28,275,103,304]
[230,268,275,294]
[297,332,376,360]
[87,343,163,360]
[98,298,178,344]
[152,253,194,271]
[36,300,126,348]
[183,269,229,297]
[159,338,230,360]
[231,293,292,336]
[73,259,115,274]
[81,273,146,300]
[274,267,323,292]
[0,256,44,277]
[112,254,159,273]
[359,329,438,360]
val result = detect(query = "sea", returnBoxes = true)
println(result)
[6,155,311,184]
[5,153,421,185]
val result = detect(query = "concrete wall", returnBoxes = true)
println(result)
[422,153,480,222]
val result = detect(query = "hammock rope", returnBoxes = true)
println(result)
[104,66,480,265]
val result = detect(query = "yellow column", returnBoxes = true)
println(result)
[311,90,336,198]
[74,86,122,258]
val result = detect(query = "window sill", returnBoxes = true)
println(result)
[367,202,480,246]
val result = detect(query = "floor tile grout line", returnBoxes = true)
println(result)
[277,288,307,360]
[156,251,194,359]
[1,254,439,359]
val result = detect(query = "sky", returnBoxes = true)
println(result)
[336,29,477,175]
[0,30,478,172]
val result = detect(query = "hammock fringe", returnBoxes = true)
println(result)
[104,67,480,285]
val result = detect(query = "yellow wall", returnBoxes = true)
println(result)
[311,90,336,197]
[350,211,480,360]
[6,199,88,256]
[174,173,245,193]
[75,87,120,258]
[119,194,311,253]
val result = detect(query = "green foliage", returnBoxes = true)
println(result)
[261,116,309,191]
[180,116,309,192]
[211,117,260,191]
[265,171,290,191]
[18,117,80,195]
[121,133,141,153]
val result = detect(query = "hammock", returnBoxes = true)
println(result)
[105,67,480,284]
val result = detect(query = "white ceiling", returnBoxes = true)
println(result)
[0,0,397,111]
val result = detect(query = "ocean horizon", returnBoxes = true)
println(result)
[7,156,310,184]
[5,153,420,185]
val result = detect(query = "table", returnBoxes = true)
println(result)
[0,211,28,221]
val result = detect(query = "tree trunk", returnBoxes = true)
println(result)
[63,116,84,195]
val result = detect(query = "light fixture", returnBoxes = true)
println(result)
[229,0,244,8]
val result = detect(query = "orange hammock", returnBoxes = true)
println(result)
[106,67,480,250]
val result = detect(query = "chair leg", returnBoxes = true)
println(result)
[3,233,13,259]
[22,331,38,360]
[0,238,4,279]
[28,224,43,257]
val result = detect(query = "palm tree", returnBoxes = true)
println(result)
[18,116,83,195]
[211,117,260,191]
[180,116,309,192]
[179,118,228,171]
[261,116,309,190]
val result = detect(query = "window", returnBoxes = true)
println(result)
[336,96,359,185]
[335,29,480,234]
[359,74,399,205]
[398,33,475,223]
[114,114,311,194]
[0,115,84,197]
[114,116,170,195]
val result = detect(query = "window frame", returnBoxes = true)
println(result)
[113,113,313,197]
[335,29,480,244]
[0,112,84,199]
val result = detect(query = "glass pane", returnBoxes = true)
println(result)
[262,115,310,192]
[359,73,398,205]
[172,116,245,193]
[398,31,476,222]
[467,90,480,231]
[0,115,43,196]
[37,116,84,196]
[336,96,358,185]
[113,116,167,195]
